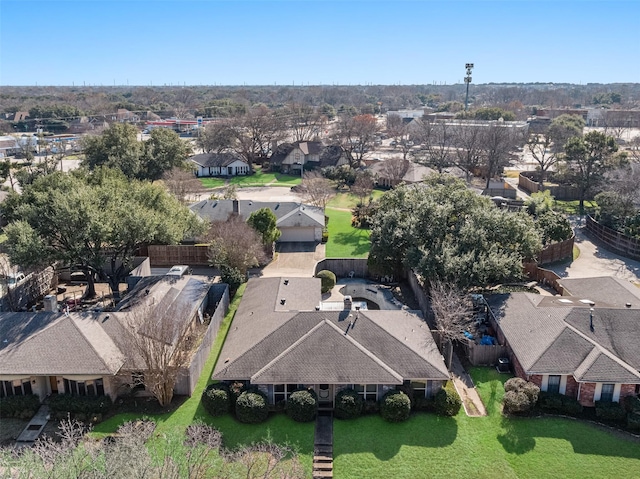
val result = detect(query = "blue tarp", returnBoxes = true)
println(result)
[480,335,496,345]
[463,330,474,340]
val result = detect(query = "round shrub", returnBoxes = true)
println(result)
[334,388,363,420]
[595,401,627,423]
[235,390,269,424]
[316,270,336,294]
[559,396,583,416]
[503,377,528,393]
[521,382,540,405]
[434,384,462,417]
[503,390,532,414]
[380,390,411,423]
[202,383,231,417]
[539,392,563,412]
[286,389,317,422]
[0,395,40,419]
[627,412,640,431]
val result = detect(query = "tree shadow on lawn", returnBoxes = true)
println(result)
[331,231,370,256]
[333,413,457,461]
[497,415,640,459]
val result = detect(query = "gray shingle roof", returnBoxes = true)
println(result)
[558,276,640,308]
[190,200,324,228]
[213,277,449,383]
[190,152,246,168]
[574,349,640,383]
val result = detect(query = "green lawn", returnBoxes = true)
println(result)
[325,208,370,258]
[554,200,598,215]
[199,177,226,188]
[333,368,640,479]
[326,189,386,210]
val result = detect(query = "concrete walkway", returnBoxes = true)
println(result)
[450,353,487,417]
[15,405,50,446]
[313,413,333,478]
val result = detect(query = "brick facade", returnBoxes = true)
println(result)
[565,375,579,399]
[579,382,596,406]
[620,384,638,401]
[529,374,543,388]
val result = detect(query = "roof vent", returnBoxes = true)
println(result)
[280,298,286,305]
[284,279,289,285]
[626,302,632,308]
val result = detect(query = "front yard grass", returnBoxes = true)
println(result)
[333,367,640,479]
[199,177,226,189]
[198,168,302,189]
[554,199,598,215]
[326,189,385,210]
[325,208,370,258]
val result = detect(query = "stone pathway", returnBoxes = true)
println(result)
[15,405,50,447]
[313,413,333,479]
[449,353,487,417]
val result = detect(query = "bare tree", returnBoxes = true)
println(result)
[120,304,197,407]
[479,123,518,189]
[197,120,235,153]
[224,442,305,479]
[429,280,473,369]
[413,119,455,172]
[162,167,202,204]
[298,170,335,209]
[379,157,410,187]
[208,216,267,273]
[351,170,374,205]
[386,113,411,159]
[452,124,483,182]
[286,102,323,142]
[627,135,640,163]
[334,113,380,168]
[526,133,558,186]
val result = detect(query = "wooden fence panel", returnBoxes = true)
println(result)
[147,245,211,267]
[585,216,640,260]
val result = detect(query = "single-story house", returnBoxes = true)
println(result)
[368,159,436,188]
[190,199,325,242]
[190,152,251,177]
[0,136,19,157]
[0,275,223,402]
[486,276,640,406]
[213,277,450,409]
[269,141,347,173]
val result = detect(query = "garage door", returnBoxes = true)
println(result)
[278,227,315,242]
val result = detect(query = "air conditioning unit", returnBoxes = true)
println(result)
[43,295,58,312]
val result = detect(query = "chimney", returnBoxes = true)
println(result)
[343,295,352,310]
[232,199,239,214]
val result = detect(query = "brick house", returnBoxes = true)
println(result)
[486,276,640,406]
[213,277,449,409]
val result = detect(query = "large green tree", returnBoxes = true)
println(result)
[83,123,190,181]
[247,208,281,245]
[564,131,620,213]
[368,175,541,289]
[4,169,205,299]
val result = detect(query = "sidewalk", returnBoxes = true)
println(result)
[449,353,487,417]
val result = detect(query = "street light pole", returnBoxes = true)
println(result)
[464,63,474,111]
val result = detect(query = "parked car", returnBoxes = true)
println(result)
[4,272,26,289]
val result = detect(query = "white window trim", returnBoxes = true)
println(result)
[559,375,567,395]
[594,383,620,402]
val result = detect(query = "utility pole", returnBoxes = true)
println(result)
[464,63,474,111]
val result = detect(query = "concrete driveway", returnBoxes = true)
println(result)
[547,219,640,284]
[259,242,325,278]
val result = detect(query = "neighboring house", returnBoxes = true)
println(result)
[0,275,224,402]
[0,136,19,157]
[190,152,250,177]
[368,160,435,188]
[69,117,109,134]
[213,277,450,409]
[190,199,325,242]
[486,276,640,406]
[115,109,139,123]
[269,141,347,173]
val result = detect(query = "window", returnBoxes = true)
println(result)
[547,375,561,394]
[0,379,31,397]
[411,380,427,398]
[354,384,377,401]
[63,379,105,397]
[600,383,615,402]
[273,384,298,403]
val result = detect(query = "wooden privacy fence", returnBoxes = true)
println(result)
[144,245,211,267]
[465,341,508,366]
[523,262,564,295]
[174,284,229,396]
[537,233,575,265]
[518,172,584,200]
[585,215,640,261]
[314,258,370,279]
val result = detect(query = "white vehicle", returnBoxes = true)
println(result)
[5,272,26,289]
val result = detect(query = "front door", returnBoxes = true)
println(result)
[317,384,333,409]
[49,376,58,394]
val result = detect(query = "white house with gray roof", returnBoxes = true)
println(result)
[486,276,640,406]
[190,152,250,177]
[213,277,449,409]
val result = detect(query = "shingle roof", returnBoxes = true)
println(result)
[190,152,246,168]
[574,349,640,383]
[319,145,345,168]
[269,143,295,166]
[190,200,324,227]
[558,277,640,308]
[213,277,449,383]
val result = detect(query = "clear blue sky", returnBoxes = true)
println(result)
[1,0,638,86]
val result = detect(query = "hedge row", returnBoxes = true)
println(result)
[48,394,112,423]
[0,395,41,419]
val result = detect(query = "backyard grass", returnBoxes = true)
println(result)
[198,168,302,189]
[326,189,386,210]
[325,208,370,258]
[554,199,598,215]
[332,367,640,479]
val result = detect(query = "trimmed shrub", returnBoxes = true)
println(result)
[321,229,329,244]
[434,383,462,417]
[539,392,563,412]
[286,389,317,422]
[414,395,435,413]
[560,395,583,416]
[595,401,627,423]
[316,270,336,294]
[502,378,539,415]
[622,395,640,414]
[235,390,269,424]
[0,395,41,419]
[334,388,363,420]
[48,394,112,421]
[380,390,411,423]
[202,383,231,417]
[627,412,640,431]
